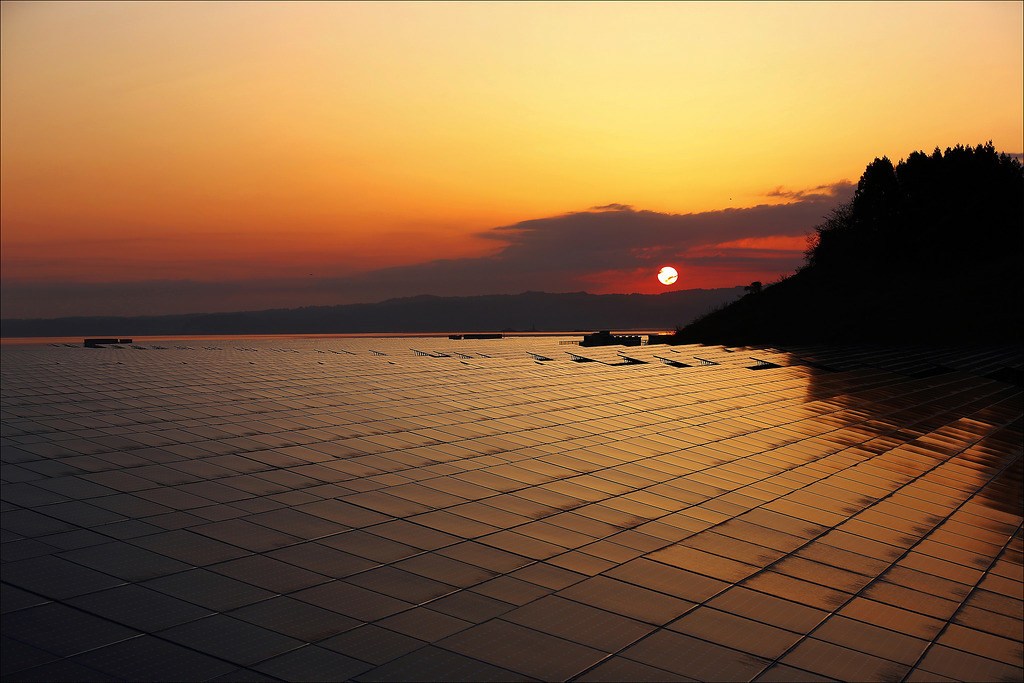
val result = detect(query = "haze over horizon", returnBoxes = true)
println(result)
[2,1,1022,319]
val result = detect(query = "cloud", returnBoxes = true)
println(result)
[588,203,634,211]
[2,182,855,318]
[765,181,854,202]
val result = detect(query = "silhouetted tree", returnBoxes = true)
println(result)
[853,156,899,227]
[804,201,854,269]
[744,281,762,295]
[675,142,1023,344]
[803,142,1022,286]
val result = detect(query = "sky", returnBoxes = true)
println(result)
[2,1,1022,318]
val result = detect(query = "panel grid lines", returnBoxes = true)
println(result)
[2,336,1021,682]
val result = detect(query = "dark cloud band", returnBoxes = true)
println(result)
[2,182,854,318]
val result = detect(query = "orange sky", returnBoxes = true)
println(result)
[2,1,1022,316]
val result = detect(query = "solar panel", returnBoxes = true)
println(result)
[2,336,1021,681]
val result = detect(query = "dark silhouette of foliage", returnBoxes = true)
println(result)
[808,143,1022,279]
[744,281,763,295]
[675,143,1023,344]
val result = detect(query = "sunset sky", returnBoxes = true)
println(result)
[2,1,1022,318]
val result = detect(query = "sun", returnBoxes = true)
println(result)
[657,266,678,285]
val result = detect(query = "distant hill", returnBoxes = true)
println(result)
[0,288,743,337]
[672,143,1024,345]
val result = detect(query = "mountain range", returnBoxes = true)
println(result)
[1,288,744,338]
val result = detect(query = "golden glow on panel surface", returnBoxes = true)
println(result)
[2,1,1022,307]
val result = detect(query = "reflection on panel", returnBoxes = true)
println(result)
[2,337,1021,681]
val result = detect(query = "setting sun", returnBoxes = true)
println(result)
[657,266,679,285]
[1,1,1021,318]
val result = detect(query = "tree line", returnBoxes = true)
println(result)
[675,143,1023,344]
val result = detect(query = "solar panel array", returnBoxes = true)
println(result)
[2,336,1021,681]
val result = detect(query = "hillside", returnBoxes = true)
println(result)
[673,143,1024,345]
